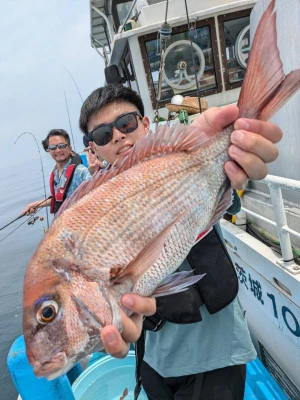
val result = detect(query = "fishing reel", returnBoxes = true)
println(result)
[27,216,39,225]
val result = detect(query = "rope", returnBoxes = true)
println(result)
[154,0,171,129]
[183,0,202,113]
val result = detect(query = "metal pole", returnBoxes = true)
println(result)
[268,184,294,265]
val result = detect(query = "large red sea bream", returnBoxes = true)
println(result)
[23,0,300,379]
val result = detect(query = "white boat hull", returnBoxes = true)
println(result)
[221,219,300,396]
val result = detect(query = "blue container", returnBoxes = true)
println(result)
[244,358,289,400]
[72,351,147,400]
[7,335,75,400]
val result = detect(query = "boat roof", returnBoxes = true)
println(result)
[90,0,109,48]
[89,0,257,53]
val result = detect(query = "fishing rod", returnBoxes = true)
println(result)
[0,196,52,232]
[14,132,50,229]
[0,197,52,244]
[62,67,84,152]
[64,67,84,103]
[0,212,26,231]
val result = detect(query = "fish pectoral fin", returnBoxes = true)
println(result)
[153,271,205,297]
[113,213,188,283]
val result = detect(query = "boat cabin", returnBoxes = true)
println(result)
[89,0,256,117]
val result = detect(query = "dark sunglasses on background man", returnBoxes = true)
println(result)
[88,111,142,146]
[47,143,69,151]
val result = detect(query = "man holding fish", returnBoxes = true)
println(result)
[23,0,300,397]
[77,82,282,400]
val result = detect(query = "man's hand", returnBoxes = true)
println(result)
[21,199,44,216]
[192,104,282,189]
[87,148,102,175]
[100,294,156,358]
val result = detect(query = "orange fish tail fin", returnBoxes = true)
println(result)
[238,0,300,120]
[259,69,300,120]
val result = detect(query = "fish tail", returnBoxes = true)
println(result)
[258,69,300,120]
[238,0,300,120]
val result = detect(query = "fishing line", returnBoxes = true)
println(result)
[63,89,76,150]
[0,197,51,244]
[0,215,34,244]
[14,132,50,229]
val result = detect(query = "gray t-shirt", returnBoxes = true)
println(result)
[144,296,256,377]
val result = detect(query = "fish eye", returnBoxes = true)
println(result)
[36,300,59,325]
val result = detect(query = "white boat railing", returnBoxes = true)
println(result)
[241,174,300,275]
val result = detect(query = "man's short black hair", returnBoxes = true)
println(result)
[42,129,70,152]
[79,84,145,135]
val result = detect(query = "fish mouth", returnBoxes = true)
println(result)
[33,351,69,380]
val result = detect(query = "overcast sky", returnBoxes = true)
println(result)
[0,0,106,168]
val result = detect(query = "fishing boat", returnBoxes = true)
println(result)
[88,0,300,396]
[8,0,300,399]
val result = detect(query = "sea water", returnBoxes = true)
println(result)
[0,158,53,400]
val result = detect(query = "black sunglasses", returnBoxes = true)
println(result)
[48,143,69,151]
[89,111,142,146]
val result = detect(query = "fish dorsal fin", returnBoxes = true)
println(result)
[120,123,213,171]
[238,0,285,119]
[55,164,117,218]
[55,123,214,218]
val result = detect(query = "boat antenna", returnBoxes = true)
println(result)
[183,0,202,113]
[14,132,50,229]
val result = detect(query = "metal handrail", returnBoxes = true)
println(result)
[91,5,114,44]
[242,174,300,274]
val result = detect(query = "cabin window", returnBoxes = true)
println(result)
[119,45,140,93]
[139,18,221,107]
[112,0,135,31]
[218,10,251,90]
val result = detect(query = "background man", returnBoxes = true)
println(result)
[22,129,90,215]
